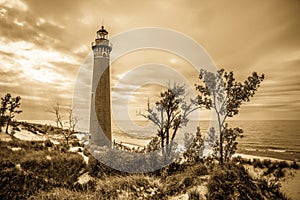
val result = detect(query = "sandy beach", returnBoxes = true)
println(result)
[112,131,151,148]
[234,153,300,200]
[281,170,300,200]
[233,153,293,163]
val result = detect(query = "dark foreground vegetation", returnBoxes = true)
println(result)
[0,123,297,200]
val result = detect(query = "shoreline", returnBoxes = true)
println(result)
[236,149,300,162]
[6,120,300,162]
[233,153,297,163]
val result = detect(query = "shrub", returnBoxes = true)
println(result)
[164,162,185,175]
[264,165,277,176]
[274,168,285,179]
[95,175,165,200]
[290,161,299,169]
[278,161,289,169]
[21,153,86,188]
[264,161,290,177]
[83,147,91,157]
[189,163,208,177]
[0,146,13,161]
[207,163,290,200]
[70,139,81,147]
[73,179,96,191]
[29,188,96,200]
[182,176,193,187]
[163,175,185,196]
[0,159,15,169]
[44,139,53,147]
[0,167,50,200]
[12,126,21,131]
[207,164,264,200]
[252,158,264,168]
[188,189,201,200]
[87,155,117,177]
[262,159,272,168]
[257,178,289,200]
[7,139,46,151]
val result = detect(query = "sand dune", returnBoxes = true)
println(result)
[13,130,47,141]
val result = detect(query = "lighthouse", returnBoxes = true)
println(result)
[89,25,112,146]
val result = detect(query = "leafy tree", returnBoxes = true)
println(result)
[212,125,244,163]
[0,93,22,134]
[196,69,264,164]
[139,83,197,161]
[0,94,10,132]
[183,127,204,163]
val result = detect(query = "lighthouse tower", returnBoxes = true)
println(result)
[89,25,112,146]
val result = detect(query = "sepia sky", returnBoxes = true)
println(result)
[0,0,299,121]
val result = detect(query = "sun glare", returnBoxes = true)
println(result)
[0,0,28,11]
[0,39,79,84]
[169,58,177,64]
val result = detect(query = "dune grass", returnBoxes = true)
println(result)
[0,123,297,199]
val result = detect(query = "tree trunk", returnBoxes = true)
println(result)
[65,131,70,147]
[5,118,10,134]
[166,129,169,159]
[219,130,223,164]
[168,124,179,156]
[213,91,223,164]
[160,131,165,156]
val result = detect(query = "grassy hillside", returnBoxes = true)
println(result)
[0,122,298,200]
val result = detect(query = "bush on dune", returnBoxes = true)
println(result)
[262,160,291,179]
[1,139,46,151]
[0,159,15,170]
[207,164,264,200]
[188,189,202,200]
[0,166,50,200]
[161,162,208,196]
[29,187,98,200]
[290,160,299,169]
[207,162,291,200]
[257,178,290,200]
[95,175,165,200]
[252,158,264,168]
[87,155,126,178]
[0,138,88,199]
[21,152,86,187]
[32,175,164,200]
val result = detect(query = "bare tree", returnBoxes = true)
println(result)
[50,102,63,128]
[63,107,79,146]
[50,102,78,147]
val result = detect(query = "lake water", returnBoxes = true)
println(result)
[113,120,300,161]
[27,119,300,161]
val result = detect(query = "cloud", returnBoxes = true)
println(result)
[0,0,299,120]
[0,0,28,11]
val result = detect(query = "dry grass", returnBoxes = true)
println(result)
[1,122,298,200]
